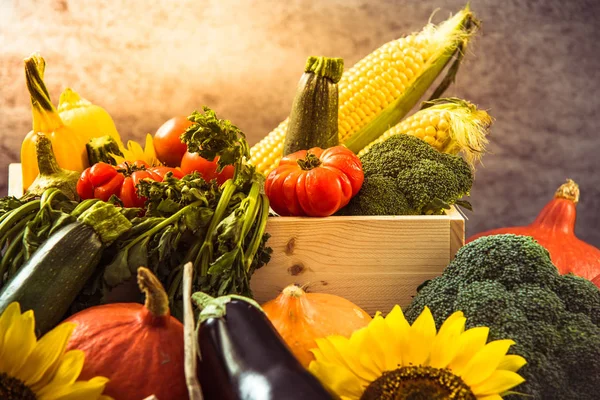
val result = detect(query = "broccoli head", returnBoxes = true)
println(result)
[405,234,600,399]
[336,175,413,216]
[347,135,473,215]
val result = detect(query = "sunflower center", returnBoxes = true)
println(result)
[0,373,37,400]
[360,366,476,400]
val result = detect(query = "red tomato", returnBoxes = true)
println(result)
[264,146,364,217]
[153,116,193,167]
[180,152,235,185]
[77,161,184,208]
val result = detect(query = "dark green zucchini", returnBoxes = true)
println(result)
[283,56,343,155]
[86,134,123,165]
[0,201,131,335]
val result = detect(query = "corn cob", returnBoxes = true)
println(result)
[358,98,492,167]
[250,6,478,174]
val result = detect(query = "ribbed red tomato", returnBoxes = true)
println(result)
[264,146,364,217]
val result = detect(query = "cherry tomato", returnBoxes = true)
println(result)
[153,116,193,167]
[180,152,235,185]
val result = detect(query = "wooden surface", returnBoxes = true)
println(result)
[252,207,464,315]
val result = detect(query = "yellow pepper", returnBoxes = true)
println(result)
[58,87,124,149]
[21,54,87,190]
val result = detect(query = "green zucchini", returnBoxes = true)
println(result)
[86,134,123,165]
[283,56,344,155]
[0,201,131,335]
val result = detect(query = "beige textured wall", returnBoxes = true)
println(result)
[1,0,599,245]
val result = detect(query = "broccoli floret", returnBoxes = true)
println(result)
[405,234,600,400]
[358,135,473,215]
[336,175,413,216]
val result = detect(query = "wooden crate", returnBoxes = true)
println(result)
[8,163,464,315]
[251,209,464,315]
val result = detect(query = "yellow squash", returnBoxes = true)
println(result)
[21,54,87,190]
[58,87,124,148]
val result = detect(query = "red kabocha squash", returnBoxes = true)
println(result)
[467,179,600,285]
[262,284,372,367]
[65,267,188,400]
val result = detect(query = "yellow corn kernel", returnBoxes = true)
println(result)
[357,98,493,167]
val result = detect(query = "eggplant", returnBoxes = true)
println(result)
[193,293,333,400]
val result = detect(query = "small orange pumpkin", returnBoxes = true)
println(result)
[262,284,372,367]
[64,267,188,400]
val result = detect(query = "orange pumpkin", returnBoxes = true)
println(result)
[467,179,600,284]
[65,267,188,400]
[262,284,372,367]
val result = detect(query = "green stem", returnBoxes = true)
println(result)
[0,229,27,285]
[71,199,101,218]
[24,53,63,133]
[198,181,238,277]
[34,135,62,176]
[296,152,322,170]
[240,182,261,238]
[0,201,41,241]
[243,194,270,271]
[40,188,62,209]
[305,56,344,83]
[123,200,205,252]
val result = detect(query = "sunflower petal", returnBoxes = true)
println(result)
[19,323,77,389]
[309,361,364,400]
[383,305,411,367]
[404,306,436,366]
[0,303,21,364]
[471,370,525,396]
[497,355,527,373]
[39,376,109,400]
[448,326,489,375]
[1,309,37,376]
[429,312,466,368]
[363,315,391,372]
[460,340,515,387]
[144,134,160,165]
[36,350,87,398]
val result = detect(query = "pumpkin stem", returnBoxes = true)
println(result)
[34,133,62,176]
[57,87,92,112]
[137,267,170,317]
[555,179,580,203]
[282,284,306,298]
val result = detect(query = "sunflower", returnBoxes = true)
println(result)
[112,133,162,166]
[309,305,526,400]
[0,302,112,400]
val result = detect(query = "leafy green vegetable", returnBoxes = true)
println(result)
[100,106,272,320]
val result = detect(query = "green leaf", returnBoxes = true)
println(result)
[127,236,149,274]
[182,206,214,233]
[455,199,473,212]
[103,249,131,287]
